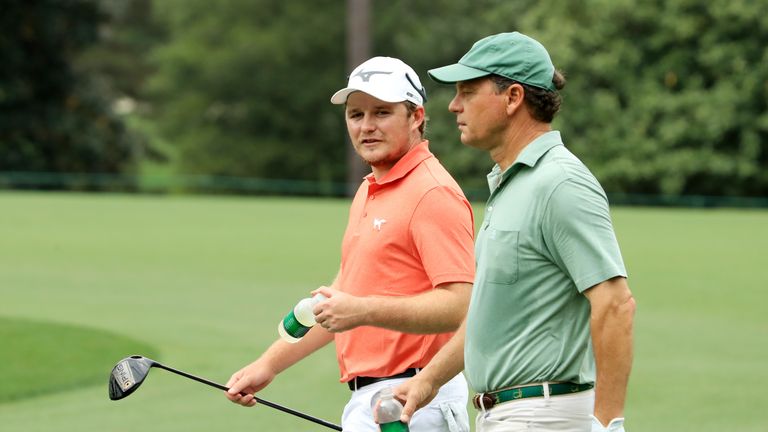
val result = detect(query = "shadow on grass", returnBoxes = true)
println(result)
[0,316,160,403]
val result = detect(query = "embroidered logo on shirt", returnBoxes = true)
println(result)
[373,218,387,231]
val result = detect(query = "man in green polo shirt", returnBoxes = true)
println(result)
[394,32,636,432]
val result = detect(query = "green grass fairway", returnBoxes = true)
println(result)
[0,317,159,402]
[0,191,766,431]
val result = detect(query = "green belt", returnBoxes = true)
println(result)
[472,382,594,410]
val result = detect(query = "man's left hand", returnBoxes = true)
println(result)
[312,287,368,332]
[393,376,440,424]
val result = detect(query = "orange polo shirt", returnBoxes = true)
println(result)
[335,140,475,382]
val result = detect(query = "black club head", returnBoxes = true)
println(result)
[108,355,156,401]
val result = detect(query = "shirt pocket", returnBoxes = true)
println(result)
[482,229,519,284]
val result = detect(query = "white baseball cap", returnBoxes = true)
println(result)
[330,56,427,106]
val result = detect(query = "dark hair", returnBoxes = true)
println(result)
[404,101,426,136]
[490,70,566,123]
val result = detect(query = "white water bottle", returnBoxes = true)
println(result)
[373,386,409,431]
[277,293,327,343]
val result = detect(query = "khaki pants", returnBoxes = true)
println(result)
[475,388,594,431]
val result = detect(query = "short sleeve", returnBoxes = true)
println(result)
[541,179,627,292]
[410,186,476,287]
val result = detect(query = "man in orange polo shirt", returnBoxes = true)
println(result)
[225,56,475,431]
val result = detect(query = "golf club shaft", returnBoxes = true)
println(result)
[153,363,342,431]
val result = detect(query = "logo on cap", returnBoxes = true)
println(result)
[352,70,392,82]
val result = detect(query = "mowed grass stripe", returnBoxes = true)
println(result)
[0,316,159,402]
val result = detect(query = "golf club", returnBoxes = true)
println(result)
[109,355,342,431]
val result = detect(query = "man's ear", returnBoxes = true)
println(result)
[505,83,525,116]
[411,105,425,130]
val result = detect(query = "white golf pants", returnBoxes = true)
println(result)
[341,372,469,432]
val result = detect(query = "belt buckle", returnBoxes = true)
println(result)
[472,393,495,410]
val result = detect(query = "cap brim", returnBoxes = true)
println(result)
[330,87,416,105]
[427,63,490,84]
[330,88,356,104]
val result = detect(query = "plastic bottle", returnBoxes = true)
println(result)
[372,386,409,431]
[277,293,327,343]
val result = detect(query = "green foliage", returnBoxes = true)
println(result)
[144,0,768,197]
[76,0,164,100]
[0,0,139,185]
[519,0,768,196]
[147,0,346,185]
[7,0,765,197]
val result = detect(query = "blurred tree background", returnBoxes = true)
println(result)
[0,0,141,189]
[1,0,767,200]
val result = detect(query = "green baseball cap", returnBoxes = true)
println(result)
[428,32,556,91]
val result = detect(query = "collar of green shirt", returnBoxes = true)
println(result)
[487,131,563,193]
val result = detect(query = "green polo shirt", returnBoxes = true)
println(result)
[465,131,627,392]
